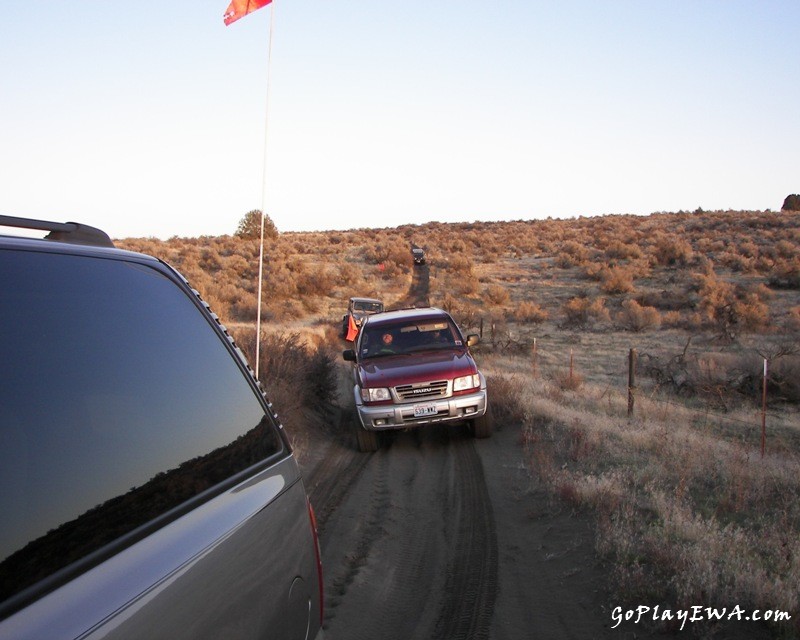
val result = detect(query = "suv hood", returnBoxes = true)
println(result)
[358,349,477,388]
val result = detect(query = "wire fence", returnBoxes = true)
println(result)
[480,327,798,459]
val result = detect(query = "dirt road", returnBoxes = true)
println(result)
[393,262,430,309]
[299,261,630,639]
[301,421,623,640]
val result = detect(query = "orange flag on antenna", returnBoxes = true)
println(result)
[224,0,271,25]
[346,315,359,342]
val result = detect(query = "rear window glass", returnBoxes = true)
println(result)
[0,250,282,605]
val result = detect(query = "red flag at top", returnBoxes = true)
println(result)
[224,0,271,25]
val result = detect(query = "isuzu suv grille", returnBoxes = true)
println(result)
[395,380,448,401]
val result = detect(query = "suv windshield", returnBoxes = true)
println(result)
[352,301,382,313]
[359,319,460,358]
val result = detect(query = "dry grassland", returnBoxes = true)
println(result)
[120,209,800,636]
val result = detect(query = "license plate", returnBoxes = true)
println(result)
[413,403,437,417]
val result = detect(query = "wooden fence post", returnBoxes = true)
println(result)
[569,349,574,386]
[628,348,637,418]
[761,358,768,458]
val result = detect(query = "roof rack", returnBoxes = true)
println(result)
[0,215,114,248]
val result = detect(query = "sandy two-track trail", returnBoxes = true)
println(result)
[301,421,621,640]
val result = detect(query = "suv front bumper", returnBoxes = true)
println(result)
[354,387,487,431]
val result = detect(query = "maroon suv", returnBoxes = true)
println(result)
[343,307,492,451]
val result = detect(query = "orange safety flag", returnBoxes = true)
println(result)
[345,314,359,342]
[224,0,272,25]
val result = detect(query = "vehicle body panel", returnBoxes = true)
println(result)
[357,349,477,390]
[0,228,324,640]
[3,460,319,640]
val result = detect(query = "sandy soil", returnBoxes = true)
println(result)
[300,420,640,640]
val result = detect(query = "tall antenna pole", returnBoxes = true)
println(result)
[255,0,276,380]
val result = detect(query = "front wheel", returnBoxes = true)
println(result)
[356,425,381,452]
[471,405,494,439]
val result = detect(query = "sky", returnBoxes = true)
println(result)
[1,1,799,239]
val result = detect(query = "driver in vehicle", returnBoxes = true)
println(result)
[379,332,396,354]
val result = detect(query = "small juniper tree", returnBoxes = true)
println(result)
[235,210,279,240]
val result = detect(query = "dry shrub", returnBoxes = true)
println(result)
[446,255,476,278]
[769,256,800,289]
[599,265,636,294]
[561,296,610,329]
[232,297,259,322]
[439,293,480,331]
[295,266,337,297]
[222,330,340,458]
[770,354,800,404]
[660,310,683,328]
[225,253,252,279]
[364,241,413,280]
[653,235,693,266]
[720,250,756,273]
[566,424,596,461]
[487,374,528,425]
[693,271,771,335]
[788,306,800,333]
[512,300,549,324]
[616,299,661,332]
[443,256,480,296]
[200,248,223,272]
[636,288,690,312]
[262,262,298,301]
[555,240,590,268]
[255,333,337,413]
[732,291,771,332]
[605,240,643,261]
[554,369,584,391]
[338,262,368,288]
[775,239,797,259]
[483,283,510,306]
[583,262,604,281]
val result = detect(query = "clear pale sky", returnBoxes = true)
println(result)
[2,1,798,239]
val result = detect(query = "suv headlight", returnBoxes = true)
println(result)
[361,387,391,403]
[453,374,480,392]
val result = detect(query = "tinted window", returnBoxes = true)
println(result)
[0,249,282,606]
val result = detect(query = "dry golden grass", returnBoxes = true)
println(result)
[484,348,800,636]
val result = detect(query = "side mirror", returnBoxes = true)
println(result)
[343,349,357,362]
[466,334,480,347]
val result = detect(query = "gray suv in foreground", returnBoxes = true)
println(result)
[0,216,324,640]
